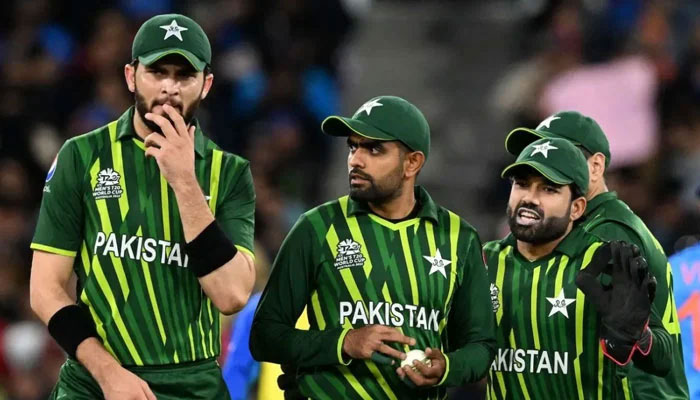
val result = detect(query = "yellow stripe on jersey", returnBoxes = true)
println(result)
[209,149,223,215]
[29,243,77,257]
[531,266,541,349]
[108,121,129,222]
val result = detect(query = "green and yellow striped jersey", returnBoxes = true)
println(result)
[582,192,689,399]
[31,107,255,366]
[484,227,634,400]
[250,186,496,400]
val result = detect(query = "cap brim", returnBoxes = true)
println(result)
[139,48,207,72]
[504,128,549,156]
[321,116,395,141]
[501,160,573,186]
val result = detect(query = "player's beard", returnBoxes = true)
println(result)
[348,164,404,205]
[506,201,571,245]
[134,84,203,135]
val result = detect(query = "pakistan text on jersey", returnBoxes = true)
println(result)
[491,347,569,375]
[93,232,189,268]
[339,301,440,332]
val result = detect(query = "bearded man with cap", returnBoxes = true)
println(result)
[29,14,256,399]
[504,112,689,399]
[485,137,664,398]
[250,96,496,399]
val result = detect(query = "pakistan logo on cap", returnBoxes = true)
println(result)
[354,99,383,117]
[531,140,558,158]
[160,20,188,41]
[334,239,366,270]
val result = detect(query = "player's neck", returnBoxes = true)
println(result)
[516,224,573,262]
[586,181,608,201]
[368,185,417,220]
[132,111,153,141]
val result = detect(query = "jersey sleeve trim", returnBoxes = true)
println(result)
[235,245,255,260]
[337,326,352,366]
[30,243,78,257]
[437,353,450,386]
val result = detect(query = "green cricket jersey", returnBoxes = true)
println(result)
[250,186,496,400]
[31,107,255,366]
[484,226,671,400]
[582,192,689,399]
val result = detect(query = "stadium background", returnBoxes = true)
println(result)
[0,0,697,399]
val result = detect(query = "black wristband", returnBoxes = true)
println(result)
[186,221,238,277]
[48,305,99,359]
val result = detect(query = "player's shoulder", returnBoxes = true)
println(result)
[432,204,479,238]
[483,236,511,255]
[301,196,346,222]
[60,123,113,164]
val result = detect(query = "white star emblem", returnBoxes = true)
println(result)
[531,141,558,158]
[546,288,576,318]
[160,20,188,41]
[536,115,560,130]
[423,249,451,279]
[355,99,383,116]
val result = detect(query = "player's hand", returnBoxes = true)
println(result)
[143,103,197,189]
[396,347,446,387]
[575,240,656,365]
[99,365,156,400]
[342,325,416,365]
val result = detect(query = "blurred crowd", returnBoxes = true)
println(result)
[0,0,698,399]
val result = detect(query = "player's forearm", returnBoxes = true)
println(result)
[250,318,349,368]
[199,251,255,315]
[76,337,122,387]
[30,252,77,324]
[441,339,496,386]
[170,174,215,242]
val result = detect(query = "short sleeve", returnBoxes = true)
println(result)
[31,140,85,257]
[216,157,255,257]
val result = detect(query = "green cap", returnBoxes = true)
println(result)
[502,137,589,194]
[505,111,611,167]
[321,96,431,159]
[132,14,211,72]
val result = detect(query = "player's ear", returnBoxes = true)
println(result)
[125,63,136,93]
[588,153,606,184]
[200,72,214,100]
[570,195,587,222]
[403,151,425,179]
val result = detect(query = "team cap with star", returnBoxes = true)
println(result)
[502,137,589,194]
[505,111,611,167]
[132,13,211,72]
[321,95,431,159]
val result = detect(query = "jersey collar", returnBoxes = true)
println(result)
[115,106,207,158]
[346,185,439,223]
[584,191,618,217]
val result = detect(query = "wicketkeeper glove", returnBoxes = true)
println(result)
[575,241,656,366]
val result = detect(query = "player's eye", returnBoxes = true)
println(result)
[543,186,559,193]
[348,143,358,152]
[369,144,383,154]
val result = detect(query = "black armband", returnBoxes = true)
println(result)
[48,305,99,359]
[186,221,238,277]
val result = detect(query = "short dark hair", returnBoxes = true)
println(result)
[569,183,584,201]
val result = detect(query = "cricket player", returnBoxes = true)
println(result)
[250,95,496,399]
[505,111,689,399]
[29,14,256,399]
[669,186,700,399]
[485,137,668,399]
